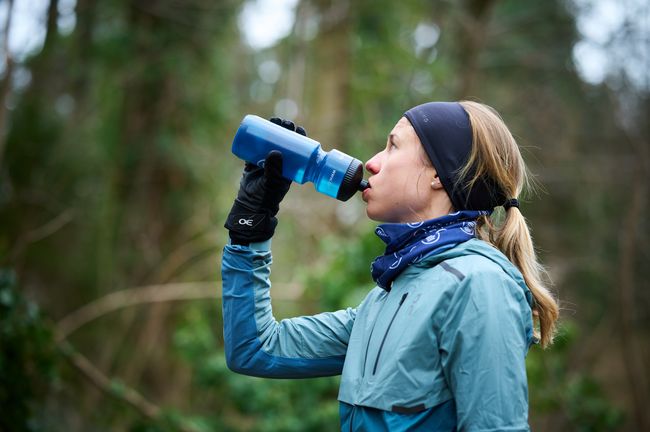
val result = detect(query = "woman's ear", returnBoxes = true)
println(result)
[431,174,444,190]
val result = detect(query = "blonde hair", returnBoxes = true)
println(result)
[457,100,559,348]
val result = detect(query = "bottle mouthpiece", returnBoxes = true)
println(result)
[358,180,369,191]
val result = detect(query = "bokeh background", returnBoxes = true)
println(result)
[0,0,648,431]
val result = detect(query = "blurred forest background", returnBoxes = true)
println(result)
[0,0,648,430]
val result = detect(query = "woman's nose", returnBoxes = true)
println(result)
[365,152,381,174]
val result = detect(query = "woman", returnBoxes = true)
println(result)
[222,101,559,431]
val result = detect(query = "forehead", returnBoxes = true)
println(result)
[390,117,420,146]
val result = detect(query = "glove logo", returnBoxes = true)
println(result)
[238,218,254,226]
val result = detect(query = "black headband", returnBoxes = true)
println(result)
[403,102,506,211]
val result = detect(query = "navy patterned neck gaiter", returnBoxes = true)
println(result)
[371,210,489,290]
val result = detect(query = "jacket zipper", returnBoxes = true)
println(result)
[361,294,391,377]
[372,292,408,375]
[361,321,377,377]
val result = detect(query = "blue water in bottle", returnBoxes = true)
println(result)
[231,115,368,201]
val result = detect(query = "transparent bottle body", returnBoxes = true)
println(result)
[231,115,353,199]
[313,149,354,198]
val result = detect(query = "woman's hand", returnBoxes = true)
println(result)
[224,118,307,245]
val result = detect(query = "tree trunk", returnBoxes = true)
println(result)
[0,0,15,169]
[306,0,351,150]
[455,0,498,99]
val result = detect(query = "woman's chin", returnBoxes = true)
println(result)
[365,208,379,222]
[366,207,388,223]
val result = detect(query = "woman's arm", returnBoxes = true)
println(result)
[222,240,355,378]
[438,268,533,431]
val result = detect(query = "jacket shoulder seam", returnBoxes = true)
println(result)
[438,261,465,281]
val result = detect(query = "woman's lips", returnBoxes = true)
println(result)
[362,183,372,201]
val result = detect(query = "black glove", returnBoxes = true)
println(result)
[225,118,307,245]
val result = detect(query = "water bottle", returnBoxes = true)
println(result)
[231,115,369,201]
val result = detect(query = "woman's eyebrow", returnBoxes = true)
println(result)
[388,133,398,144]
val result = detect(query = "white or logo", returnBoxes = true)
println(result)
[239,218,254,226]
[460,221,475,235]
[422,228,446,244]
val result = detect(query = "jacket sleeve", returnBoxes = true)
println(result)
[221,240,355,378]
[438,270,533,432]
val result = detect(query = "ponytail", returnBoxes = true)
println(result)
[475,208,558,347]
[459,101,559,348]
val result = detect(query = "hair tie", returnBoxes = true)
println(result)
[503,198,519,211]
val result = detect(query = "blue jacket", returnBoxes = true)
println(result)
[221,238,535,431]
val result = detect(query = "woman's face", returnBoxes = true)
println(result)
[363,117,439,223]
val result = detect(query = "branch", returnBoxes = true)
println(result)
[59,340,161,420]
[59,340,202,432]
[53,280,302,427]
[9,208,75,262]
[24,208,76,244]
[55,281,303,342]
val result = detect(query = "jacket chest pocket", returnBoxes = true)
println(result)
[362,292,409,376]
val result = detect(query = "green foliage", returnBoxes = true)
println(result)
[304,224,379,310]
[527,323,625,431]
[172,304,340,431]
[0,270,59,432]
[563,376,626,431]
